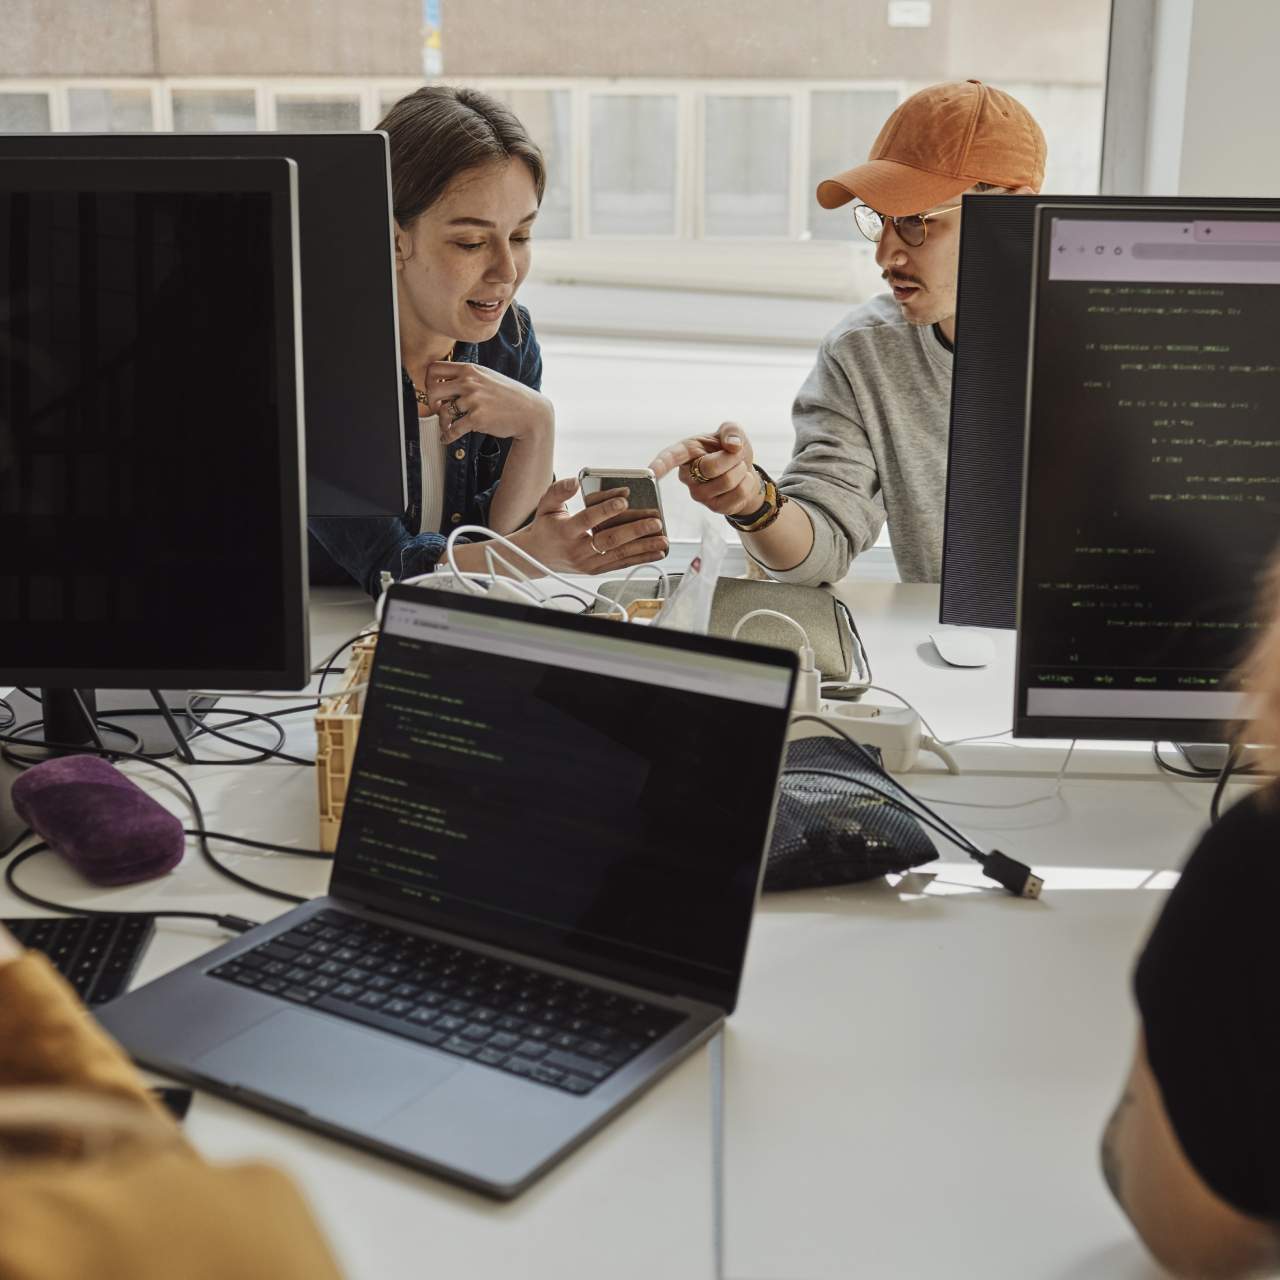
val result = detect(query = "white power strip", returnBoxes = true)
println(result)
[789,701,959,774]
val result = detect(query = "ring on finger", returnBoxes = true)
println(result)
[589,537,607,556]
[450,400,468,422]
[688,457,711,484]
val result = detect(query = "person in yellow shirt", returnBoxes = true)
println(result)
[0,921,344,1280]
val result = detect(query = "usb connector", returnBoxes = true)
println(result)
[976,850,1044,899]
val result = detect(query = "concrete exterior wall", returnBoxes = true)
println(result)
[442,0,1109,83]
[443,0,950,79]
[0,0,1109,84]
[154,0,421,76]
[0,0,421,78]
[0,0,156,77]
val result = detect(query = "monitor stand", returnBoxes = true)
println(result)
[4,689,217,759]
[1173,742,1233,773]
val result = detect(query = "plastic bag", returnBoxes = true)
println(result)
[652,519,726,635]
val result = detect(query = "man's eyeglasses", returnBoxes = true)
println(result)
[853,203,962,248]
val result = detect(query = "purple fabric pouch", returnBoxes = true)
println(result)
[10,756,185,887]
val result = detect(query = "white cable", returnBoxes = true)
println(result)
[733,609,819,712]
[620,563,670,600]
[914,740,1077,809]
[731,608,811,654]
[442,525,631,621]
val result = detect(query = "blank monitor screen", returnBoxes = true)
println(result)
[0,157,308,689]
[943,193,1280,630]
[0,133,405,518]
[1014,205,1280,741]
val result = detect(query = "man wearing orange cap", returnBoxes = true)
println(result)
[649,80,1046,584]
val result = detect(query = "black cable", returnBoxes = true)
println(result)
[0,698,14,731]
[184,706,313,766]
[0,726,309,904]
[0,826,31,860]
[15,687,41,703]
[547,594,590,612]
[1210,745,1242,826]
[3,843,257,933]
[191,829,331,859]
[69,702,314,767]
[782,765,984,857]
[1152,742,1257,779]
[787,715,1043,897]
[1,718,146,770]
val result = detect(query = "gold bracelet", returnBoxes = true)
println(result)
[736,483,787,533]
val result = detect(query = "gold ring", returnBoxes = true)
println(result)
[688,457,711,484]
[590,538,606,555]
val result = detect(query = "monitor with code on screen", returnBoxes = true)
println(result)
[1014,205,1280,741]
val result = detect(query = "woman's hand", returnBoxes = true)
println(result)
[423,360,554,447]
[649,422,764,518]
[509,478,668,576]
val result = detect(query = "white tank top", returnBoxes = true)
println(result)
[417,414,446,535]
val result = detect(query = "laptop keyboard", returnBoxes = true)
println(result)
[209,908,685,1095]
[5,915,155,1005]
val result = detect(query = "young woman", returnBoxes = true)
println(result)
[308,87,667,594]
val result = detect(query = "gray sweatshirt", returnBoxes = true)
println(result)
[767,292,952,586]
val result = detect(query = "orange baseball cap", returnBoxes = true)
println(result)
[816,80,1046,217]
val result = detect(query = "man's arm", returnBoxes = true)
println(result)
[1103,1030,1280,1279]
[647,425,817,572]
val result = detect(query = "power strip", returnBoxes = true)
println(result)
[788,701,959,774]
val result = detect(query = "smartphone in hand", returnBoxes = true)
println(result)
[578,467,668,552]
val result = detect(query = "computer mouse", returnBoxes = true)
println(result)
[928,628,995,668]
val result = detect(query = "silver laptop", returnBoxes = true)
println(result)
[98,583,797,1197]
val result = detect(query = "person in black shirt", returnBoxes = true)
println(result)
[1103,562,1280,1277]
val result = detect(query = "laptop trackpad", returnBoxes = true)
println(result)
[194,1009,461,1129]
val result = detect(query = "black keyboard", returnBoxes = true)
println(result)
[5,915,155,1005]
[210,908,684,1096]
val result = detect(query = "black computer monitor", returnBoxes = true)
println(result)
[943,193,1280,629]
[1013,203,1280,742]
[0,156,309,744]
[0,133,406,518]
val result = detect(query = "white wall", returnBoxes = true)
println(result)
[1105,0,1280,198]
[1178,0,1280,196]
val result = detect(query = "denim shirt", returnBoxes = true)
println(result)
[307,304,542,596]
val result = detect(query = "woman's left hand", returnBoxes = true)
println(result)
[424,360,554,446]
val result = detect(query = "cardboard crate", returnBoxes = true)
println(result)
[315,634,377,853]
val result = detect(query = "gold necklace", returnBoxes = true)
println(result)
[413,346,456,406]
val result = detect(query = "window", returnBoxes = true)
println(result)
[0,93,50,132]
[808,90,899,239]
[704,96,791,238]
[68,88,153,132]
[589,95,678,237]
[379,90,408,121]
[172,90,256,132]
[506,90,572,240]
[274,95,360,131]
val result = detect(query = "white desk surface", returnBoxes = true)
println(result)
[1,582,1241,1280]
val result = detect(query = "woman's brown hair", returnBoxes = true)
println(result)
[376,86,547,229]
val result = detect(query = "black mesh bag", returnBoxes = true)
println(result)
[763,737,937,892]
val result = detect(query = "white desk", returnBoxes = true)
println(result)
[722,583,1223,1280]
[0,587,717,1280]
[0,583,1237,1279]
